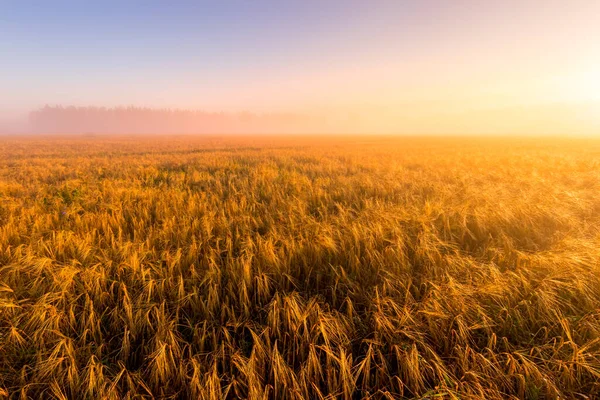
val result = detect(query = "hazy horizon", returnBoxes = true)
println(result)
[2,0,600,135]
[1,101,599,136]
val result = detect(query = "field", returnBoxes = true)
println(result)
[1,135,600,399]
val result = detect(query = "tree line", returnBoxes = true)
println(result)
[29,105,319,134]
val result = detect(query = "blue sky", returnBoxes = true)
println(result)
[1,1,413,111]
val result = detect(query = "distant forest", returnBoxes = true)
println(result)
[29,106,320,134]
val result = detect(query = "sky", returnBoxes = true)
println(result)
[1,0,600,134]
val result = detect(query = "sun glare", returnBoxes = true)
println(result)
[566,69,600,102]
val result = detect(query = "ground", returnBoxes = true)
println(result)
[1,135,599,399]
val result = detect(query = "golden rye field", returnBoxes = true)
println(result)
[1,135,600,399]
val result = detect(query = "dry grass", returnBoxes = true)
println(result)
[1,135,600,399]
